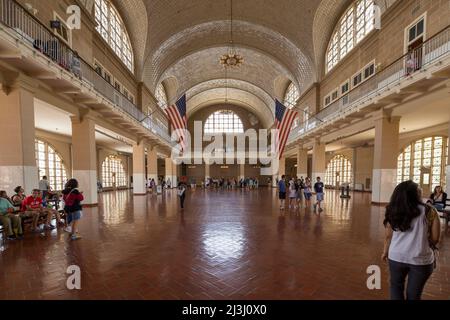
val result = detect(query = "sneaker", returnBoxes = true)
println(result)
[44,224,56,230]
[64,226,72,233]
[58,219,66,226]
[71,234,82,241]
[7,235,16,240]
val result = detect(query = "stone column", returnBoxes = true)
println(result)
[133,141,146,195]
[239,163,245,180]
[312,140,326,182]
[205,163,210,181]
[272,157,285,187]
[165,157,177,188]
[296,147,308,179]
[372,111,400,204]
[147,146,158,182]
[71,115,98,205]
[0,78,38,195]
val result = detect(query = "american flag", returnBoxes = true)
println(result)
[166,94,187,151]
[275,99,298,159]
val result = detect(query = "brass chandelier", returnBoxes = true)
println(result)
[220,0,243,68]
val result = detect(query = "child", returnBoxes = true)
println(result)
[313,177,325,212]
[62,179,84,241]
[289,179,297,209]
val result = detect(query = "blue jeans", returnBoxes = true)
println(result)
[389,259,434,300]
[433,203,444,211]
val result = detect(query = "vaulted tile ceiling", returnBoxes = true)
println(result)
[113,0,398,125]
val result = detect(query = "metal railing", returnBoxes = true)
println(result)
[0,0,172,143]
[288,25,450,143]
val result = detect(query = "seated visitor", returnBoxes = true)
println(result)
[0,191,23,240]
[22,189,63,232]
[428,186,447,211]
[11,186,26,209]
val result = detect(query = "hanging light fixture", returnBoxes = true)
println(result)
[220,0,244,68]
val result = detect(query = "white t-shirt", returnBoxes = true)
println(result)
[388,205,434,265]
[39,179,50,191]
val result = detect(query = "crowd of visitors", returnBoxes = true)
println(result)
[277,176,324,213]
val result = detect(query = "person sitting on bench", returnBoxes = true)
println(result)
[0,191,23,240]
[428,186,447,211]
[23,189,63,232]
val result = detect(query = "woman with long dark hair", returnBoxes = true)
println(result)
[382,180,440,300]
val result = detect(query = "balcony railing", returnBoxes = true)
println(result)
[288,25,450,143]
[0,0,172,144]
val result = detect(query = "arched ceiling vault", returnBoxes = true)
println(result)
[144,20,315,92]
[159,46,293,103]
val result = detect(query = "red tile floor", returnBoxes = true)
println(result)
[0,188,449,300]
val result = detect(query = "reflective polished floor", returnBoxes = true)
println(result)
[0,188,449,300]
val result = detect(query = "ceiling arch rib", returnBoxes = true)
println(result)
[187,88,274,129]
[159,46,293,101]
[145,20,315,93]
[187,79,274,111]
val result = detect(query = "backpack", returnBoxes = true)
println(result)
[424,203,439,269]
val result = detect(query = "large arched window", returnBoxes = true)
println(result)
[102,155,127,188]
[283,82,300,109]
[326,0,375,72]
[397,136,448,192]
[155,83,168,109]
[35,139,68,191]
[325,155,353,187]
[94,0,134,72]
[204,110,244,134]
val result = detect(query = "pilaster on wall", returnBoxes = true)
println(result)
[0,75,38,195]
[71,114,98,205]
[372,111,401,204]
[272,157,286,187]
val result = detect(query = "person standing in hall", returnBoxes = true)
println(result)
[62,179,84,241]
[313,177,324,212]
[178,182,187,210]
[382,181,440,300]
[303,177,312,208]
[278,175,287,210]
[39,176,51,201]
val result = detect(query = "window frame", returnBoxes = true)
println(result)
[35,139,68,191]
[404,13,427,53]
[94,0,134,73]
[326,0,376,73]
[362,60,376,80]
[52,12,72,47]
[204,110,245,134]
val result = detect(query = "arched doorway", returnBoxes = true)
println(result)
[397,136,448,195]
[101,155,127,189]
[325,155,353,189]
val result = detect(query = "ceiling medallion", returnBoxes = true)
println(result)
[220,51,244,68]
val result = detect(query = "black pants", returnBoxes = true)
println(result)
[389,259,434,300]
[179,194,185,209]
